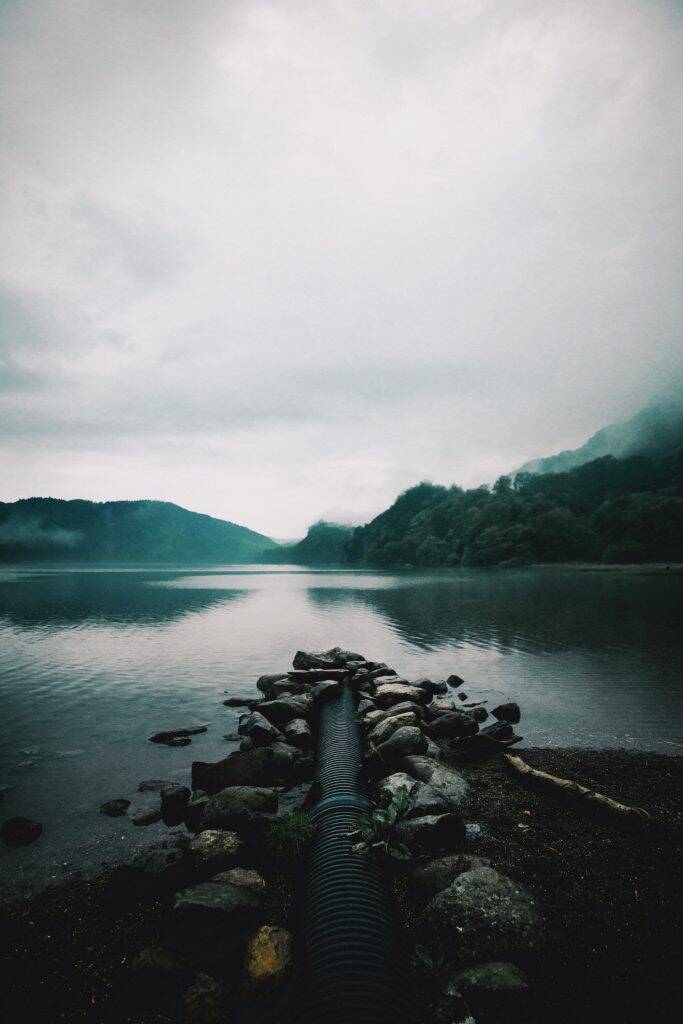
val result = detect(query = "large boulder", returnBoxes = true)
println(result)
[110,834,189,898]
[366,711,421,747]
[188,829,243,875]
[376,772,454,819]
[237,711,284,746]
[284,718,313,750]
[168,880,262,964]
[374,683,431,709]
[100,798,130,817]
[1,815,42,846]
[400,756,470,811]
[491,702,521,724]
[257,696,313,726]
[395,813,465,853]
[292,647,364,670]
[423,865,544,964]
[242,925,294,998]
[212,867,266,894]
[410,854,491,900]
[256,673,288,695]
[201,787,278,830]
[427,711,479,740]
[374,726,428,761]
[192,743,307,793]
[310,679,341,702]
[427,698,458,717]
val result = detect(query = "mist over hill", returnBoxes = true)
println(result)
[261,521,354,565]
[516,395,683,477]
[0,499,272,564]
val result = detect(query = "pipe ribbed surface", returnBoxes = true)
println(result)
[300,681,410,1023]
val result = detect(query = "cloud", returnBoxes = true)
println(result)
[0,0,681,534]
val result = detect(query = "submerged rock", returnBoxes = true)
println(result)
[100,798,130,817]
[138,779,173,792]
[1,815,42,846]
[491,702,521,724]
[242,924,294,997]
[427,711,479,740]
[423,865,544,964]
[223,697,260,708]
[149,726,207,745]
[132,808,163,827]
[193,743,309,794]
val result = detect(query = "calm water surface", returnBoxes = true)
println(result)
[1,565,681,895]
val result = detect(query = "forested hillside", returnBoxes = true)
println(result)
[0,499,272,563]
[347,449,683,567]
[261,521,353,565]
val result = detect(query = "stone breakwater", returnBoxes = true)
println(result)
[1,645,541,1022]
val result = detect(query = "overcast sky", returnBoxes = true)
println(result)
[1,1,681,537]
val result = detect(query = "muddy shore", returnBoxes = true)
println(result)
[1,746,681,1024]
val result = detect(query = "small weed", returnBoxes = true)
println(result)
[347,786,413,861]
[266,811,315,865]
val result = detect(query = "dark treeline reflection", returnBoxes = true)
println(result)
[0,571,246,629]
[308,570,683,661]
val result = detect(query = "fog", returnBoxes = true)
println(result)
[1,1,681,535]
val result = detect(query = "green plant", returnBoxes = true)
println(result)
[347,786,413,861]
[412,943,452,973]
[266,811,315,864]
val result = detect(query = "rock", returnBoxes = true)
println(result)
[284,718,313,750]
[427,711,479,739]
[357,698,375,715]
[374,683,431,709]
[240,737,255,751]
[238,711,284,745]
[471,707,489,723]
[168,737,192,747]
[458,692,469,702]
[1,815,42,846]
[111,835,189,897]
[189,830,242,875]
[368,665,397,680]
[401,756,471,810]
[447,674,465,687]
[425,739,443,760]
[491,702,521,724]
[423,865,544,963]
[366,711,421,747]
[201,787,278,829]
[169,881,262,963]
[395,813,465,853]
[292,647,364,670]
[132,808,163,827]
[428,698,458,716]
[433,984,471,1023]
[149,726,207,745]
[375,725,428,761]
[310,679,341,702]
[242,924,293,997]
[428,679,449,696]
[223,733,240,742]
[138,779,173,792]
[223,697,260,708]
[376,772,453,819]
[161,785,192,822]
[182,973,224,1023]
[410,854,492,899]
[100,799,130,817]
[447,961,529,1016]
[192,742,307,794]
[480,721,514,740]
[184,794,209,832]
[257,696,312,725]
[287,668,347,682]
[269,679,310,698]
[211,867,266,894]
[256,673,288,695]
[129,944,181,975]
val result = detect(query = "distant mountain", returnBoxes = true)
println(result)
[516,396,683,476]
[261,521,354,565]
[0,498,272,563]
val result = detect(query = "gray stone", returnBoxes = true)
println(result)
[211,867,266,894]
[367,711,420,747]
[257,696,312,725]
[395,813,465,853]
[99,799,130,817]
[192,742,308,794]
[310,679,341,702]
[401,756,471,811]
[491,702,521,724]
[256,673,288,695]
[170,880,263,959]
[1,815,42,846]
[427,711,479,739]
[375,725,428,760]
[447,674,465,687]
[368,665,397,680]
[284,718,313,750]
[184,794,209,832]
[189,829,242,874]
[238,710,284,745]
[112,835,188,896]
[149,726,207,745]
[138,779,173,792]
[423,865,544,964]
[357,698,375,715]
[428,698,458,717]
[376,772,453,819]
[202,787,278,829]
[447,961,529,1015]
[292,647,364,670]
[160,785,191,821]
[374,683,431,709]
[223,696,260,708]
[410,854,492,899]
[132,808,163,827]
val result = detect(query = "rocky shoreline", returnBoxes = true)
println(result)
[2,647,682,1023]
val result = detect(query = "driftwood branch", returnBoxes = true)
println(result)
[502,753,652,824]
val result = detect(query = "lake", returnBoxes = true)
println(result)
[1,564,681,896]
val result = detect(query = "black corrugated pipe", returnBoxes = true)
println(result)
[299,680,411,1024]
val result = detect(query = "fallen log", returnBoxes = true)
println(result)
[502,753,652,824]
